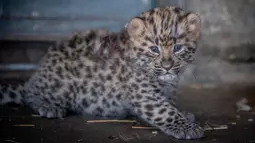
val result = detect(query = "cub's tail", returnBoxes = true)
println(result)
[0,84,25,105]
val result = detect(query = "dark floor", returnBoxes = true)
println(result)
[0,84,255,143]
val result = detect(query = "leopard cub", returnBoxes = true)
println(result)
[0,6,203,140]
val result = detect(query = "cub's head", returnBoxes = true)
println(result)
[126,6,201,83]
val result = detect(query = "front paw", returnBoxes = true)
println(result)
[164,121,204,140]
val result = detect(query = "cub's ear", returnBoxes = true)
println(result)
[185,13,201,40]
[127,18,146,38]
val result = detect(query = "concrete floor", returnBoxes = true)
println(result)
[0,84,255,143]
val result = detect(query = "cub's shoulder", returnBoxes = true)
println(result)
[48,29,111,54]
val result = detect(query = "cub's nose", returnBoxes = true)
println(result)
[161,60,174,71]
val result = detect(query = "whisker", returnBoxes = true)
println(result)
[171,67,178,70]
[154,68,164,71]
[171,65,182,70]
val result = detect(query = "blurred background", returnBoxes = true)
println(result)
[1,0,255,87]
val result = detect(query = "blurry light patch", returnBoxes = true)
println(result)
[0,64,38,71]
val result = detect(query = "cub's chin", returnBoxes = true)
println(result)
[158,74,179,84]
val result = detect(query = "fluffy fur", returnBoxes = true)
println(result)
[0,6,202,139]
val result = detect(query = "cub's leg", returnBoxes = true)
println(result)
[163,88,196,123]
[130,95,203,140]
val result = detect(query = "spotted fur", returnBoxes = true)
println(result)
[0,6,202,140]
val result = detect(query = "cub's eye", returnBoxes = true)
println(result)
[173,44,184,53]
[150,46,160,53]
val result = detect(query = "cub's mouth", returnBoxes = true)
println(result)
[158,74,178,83]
